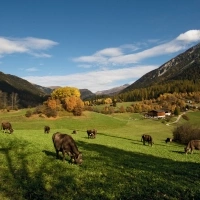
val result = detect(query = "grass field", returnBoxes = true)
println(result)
[0,109,200,200]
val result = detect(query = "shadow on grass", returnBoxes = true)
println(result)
[171,150,185,154]
[42,150,55,158]
[0,138,200,200]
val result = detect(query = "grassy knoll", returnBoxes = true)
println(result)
[0,110,200,200]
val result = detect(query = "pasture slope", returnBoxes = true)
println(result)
[0,109,200,200]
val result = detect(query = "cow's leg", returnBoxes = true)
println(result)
[143,140,145,145]
[56,150,59,159]
[62,151,66,161]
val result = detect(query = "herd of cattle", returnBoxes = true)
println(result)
[1,121,200,164]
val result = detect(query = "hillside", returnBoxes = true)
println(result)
[122,43,200,92]
[0,72,47,108]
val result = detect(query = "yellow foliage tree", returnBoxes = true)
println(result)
[51,87,81,101]
[104,98,112,104]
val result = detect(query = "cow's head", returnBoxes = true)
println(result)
[10,128,14,134]
[184,147,191,154]
[74,153,83,165]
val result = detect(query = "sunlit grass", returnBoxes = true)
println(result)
[0,110,200,199]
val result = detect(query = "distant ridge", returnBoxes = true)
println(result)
[95,84,129,96]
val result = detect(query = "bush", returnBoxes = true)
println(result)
[182,114,189,121]
[73,106,83,116]
[25,110,32,117]
[173,123,200,144]
[44,107,57,118]
[33,105,44,114]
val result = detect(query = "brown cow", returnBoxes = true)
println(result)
[1,122,14,134]
[184,140,200,154]
[44,126,50,133]
[165,138,173,143]
[141,134,153,146]
[52,132,83,164]
[87,129,97,139]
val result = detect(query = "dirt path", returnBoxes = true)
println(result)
[166,112,185,126]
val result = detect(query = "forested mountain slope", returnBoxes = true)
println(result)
[0,72,47,107]
[122,43,200,93]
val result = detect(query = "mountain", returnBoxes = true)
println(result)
[79,89,95,100]
[95,84,129,96]
[33,84,54,94]
[122,43,200,92]
[0,72,47,108]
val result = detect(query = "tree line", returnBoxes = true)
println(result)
[117,79,200,102]
[0,90,19,110]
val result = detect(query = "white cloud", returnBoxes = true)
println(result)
[22,65,157,93]
[0,36,58,57]
[26,67,39,72]
[95,48,122,57]
[73,30,200,66]
[176,30,200,42]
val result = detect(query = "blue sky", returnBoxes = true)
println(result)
[0,0,200,93]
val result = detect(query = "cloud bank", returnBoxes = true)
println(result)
[0,37,58,57]
[73,30,200,66]
[23,65,157,93]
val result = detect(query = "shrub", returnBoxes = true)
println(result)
[174,106,180,116]
[73,106,83,116]
[33,105,44,114]
[44,107,57,118]
[182,114,189,121]
[25,110,32,117]
[173,123,200,144]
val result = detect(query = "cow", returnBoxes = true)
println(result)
[72,130,77,134]
[184,140,200,154]
[165,138,173,143]
[1,122,14,134]
[141,134,153,146]
[52,132,83,164]
[87,129,97,139]
[44,126,50,134]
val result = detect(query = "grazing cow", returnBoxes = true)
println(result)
[1,122,14,134]
[165,138,173,143]
[184,140,200,154]
[52,132,83,164]
[87,129,97,139]
[141,134,153,146]
[44,126,50,134]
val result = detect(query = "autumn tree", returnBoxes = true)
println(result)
[51,87,81,101]
[104,98,112,104]
[50,86,84,115]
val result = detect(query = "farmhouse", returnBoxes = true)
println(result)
[147,110,166,118]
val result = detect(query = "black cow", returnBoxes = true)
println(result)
[1,122,14,134]
[52,132,83,164]
[184,140,200,154]
[165,138,173,143]
[141,134,153,146]
[87,129,97,139]
[44,126,50,134]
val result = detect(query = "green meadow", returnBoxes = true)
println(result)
[0,109,200,200]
